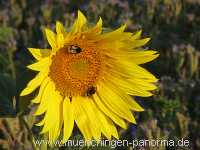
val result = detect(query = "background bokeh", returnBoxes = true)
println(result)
[0,0,200,150]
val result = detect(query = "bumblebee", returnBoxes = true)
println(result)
[86,86,97,96]
[67,45,82,54]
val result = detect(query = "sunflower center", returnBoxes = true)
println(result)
[69,59,89,79]
[49,45,101,97]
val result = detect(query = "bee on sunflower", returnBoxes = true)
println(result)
[20,10,159,143]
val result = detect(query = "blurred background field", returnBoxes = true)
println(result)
[0,0,200,150]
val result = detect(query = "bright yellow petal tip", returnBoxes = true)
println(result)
[45,28,57,49]
[56,21,65,34]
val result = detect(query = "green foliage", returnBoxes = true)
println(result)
[0,73,15,117]
[0,26,13,43]
[0,0,200,150]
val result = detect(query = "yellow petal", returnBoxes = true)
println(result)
[97,82,136,123]
[57,33,64,49]
[73,96,101,141]
[63,97,74,142]
[48,98,63,142]
[105,119,119,139]
[107,59,158,82]
[79,96,101,141]
[28,48,51,60]
[35,117,45,126]
[20,69,48,96]
[70,10,87,34]
[104,81,144,112]
[94,17,103,34]
[45,28,57,49]
[127,50,159,64]
[93,93,127,129]
[27,57,51,71]
[91,99,119,139]
[72,96,92,141]
[31,77,50,104]
[103,72,153,97]
[129,98,145,111]
[34,81,55,115]
[105,50,159,64]
[131,38,151,48]
[41,90,62,134]
[56,21,65,34]
[131,30,142,40]
[129,78,157,91]
[87,17,103,35]
[99,25,127,42]
[48,109,63,143]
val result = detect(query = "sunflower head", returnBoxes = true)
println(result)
[21,10,159,143]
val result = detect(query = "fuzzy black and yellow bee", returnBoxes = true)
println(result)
[67,45,82,54]
[86,86,97,96]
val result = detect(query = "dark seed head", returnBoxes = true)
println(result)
[86,86,96,96]
[68,45,82,54]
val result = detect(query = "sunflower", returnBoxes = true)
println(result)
[20,10,159,143]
